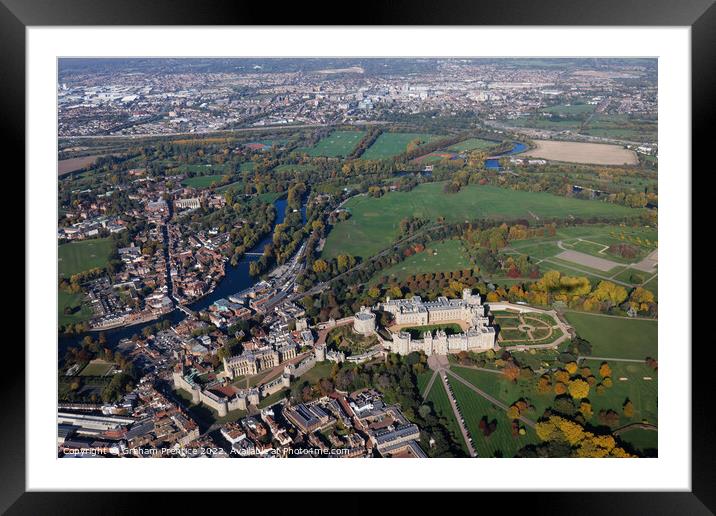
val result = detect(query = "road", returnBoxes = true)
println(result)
[579,356,649,363]
[439,372,478,457]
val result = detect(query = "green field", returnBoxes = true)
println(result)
[79,359,115,377]
[564,311,657,359]
[617,427,658,455]
[215,180,244,193]
[449,377,536,457]
[417,371,433,396]
[181,174,226,188]
[58,290,93,326]
[425,379,469,455]
[58,237,114,277]
[370,239,471,284]
[258,388,288,409]
[272,164,316,173]
[451,366,554,419]
[322,183,642,260]
[361,132,441,160]
[403,323,463,339]
[579,361,658,426]
[302,130,366,157]
[295,361,334,386]
[447,138,500,152]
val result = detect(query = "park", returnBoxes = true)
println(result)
[321,182,643,260]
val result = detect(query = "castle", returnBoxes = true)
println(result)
[222,344,297,379]
[361,289,497,356]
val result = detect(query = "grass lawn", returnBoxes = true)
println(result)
[564,311,657,359]
[617,427,658,455]
[257,192,285,204]
[58,290,93,326]
[449,377,537,457]
[58,237,114,277]
[403,323,463,339]
[181,174,226,188]
[215,180,244,193]
[79,359,115,377]
[322,183,642,260]
[295,361,334,385]
[425,379,469,455]
[451,366,554,418]
[361,132,442,160]
[326,326,379,356]
[580,361,658,426]
[258,388,288,409]
[302,130,366,157]
[447,138,501,152]
[370,239,471,284]
[417,370,434,396]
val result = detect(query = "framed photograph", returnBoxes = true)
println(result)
[7,0,711,512]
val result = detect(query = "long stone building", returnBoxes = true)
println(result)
[373,289,497,356]
[222,344,297,379]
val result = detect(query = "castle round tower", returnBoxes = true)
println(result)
[353,306,376,335]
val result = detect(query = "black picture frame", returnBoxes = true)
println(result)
[4,0,710,513]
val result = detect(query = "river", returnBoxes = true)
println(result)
[485,141,528,170]
[59,197,303,355]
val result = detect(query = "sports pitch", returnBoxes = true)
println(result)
[302,130,366,157]
[181,174,226,188]
[58,237,114,277]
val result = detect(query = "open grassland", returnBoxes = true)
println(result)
[369,239,470,284]
[58,237,114,277]
[322,183,642,260]
[302,130,366,157]
[181,174,226,188]
[564,311,657,359]
[519,140,638,165]
[425,379,469,455]
[580,361,658,426]
[449,377,536,457]
[447,138,500,152]
[361,132,442,159]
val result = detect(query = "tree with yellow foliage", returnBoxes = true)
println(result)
[565,362,578,375]
[568,378,590,399]
[599,362,612,378]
